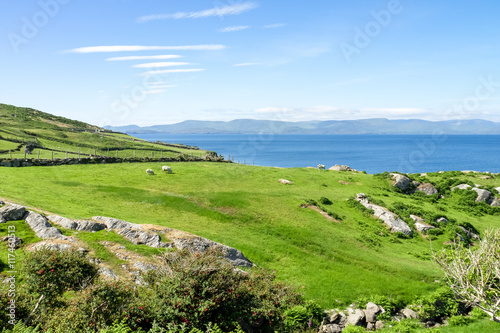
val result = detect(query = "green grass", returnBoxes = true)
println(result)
[2,163,498,307]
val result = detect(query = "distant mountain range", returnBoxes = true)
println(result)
[105,118,500,135]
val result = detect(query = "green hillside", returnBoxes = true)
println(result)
[0,103,207,159]
[1,163,499,307]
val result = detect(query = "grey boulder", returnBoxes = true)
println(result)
[25,212,65,239]
[416,183,438,195]
[0,204,26,222]
[48,215,106,232]
[391,173,411,192]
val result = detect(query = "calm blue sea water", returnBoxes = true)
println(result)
[135,134,500,174]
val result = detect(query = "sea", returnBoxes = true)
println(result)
[135,134,500,174]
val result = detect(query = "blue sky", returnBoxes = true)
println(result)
[1,0,499,126]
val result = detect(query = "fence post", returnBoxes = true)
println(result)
[9,150,11,158]
[78,148,80,159]
[116,150,118,158]
[52,151,54,160]
[37,150,40,159]
[65,151,68,158]
[94,149,97,157]
[152,151,154,158]
[107,149,109,157]
[24,149,27,159]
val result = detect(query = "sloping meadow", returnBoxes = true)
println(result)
[1,163,499,306]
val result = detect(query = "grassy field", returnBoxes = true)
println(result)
[1,162,499,308]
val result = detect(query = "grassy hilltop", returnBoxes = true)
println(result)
[0,103,206,159]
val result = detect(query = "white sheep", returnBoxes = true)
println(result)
[317,164,325,170]
[162,166,173,174]
[146,169,155,175]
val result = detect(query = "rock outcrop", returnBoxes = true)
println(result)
[25,212,66,239]
[329,165,358,172]
[452,184,471,191]
[471,188,492,203]
[92,216,168,248]
[390,173,411,192]
[173,237,253,267]
[415,183,438,195]
[355,193,412,236]
[0,204,26,222]
[48,215,106,232]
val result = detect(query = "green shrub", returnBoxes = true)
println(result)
[319,197,333,205]
[411,286,462,321]
[342,324,366,333]
[23,247,99,300]
[142,247,303,332]
[382,318,423,333]
[448,315,473,326]
[470,307,489,320]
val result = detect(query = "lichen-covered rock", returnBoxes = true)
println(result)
[92,216,142,230]
[347,309,366,326]
[48,215,106,232]
[415,222,436,233]
[356,193,412,236]
[452,183,471,191]
[173,237,253,267]
[416,183,438,195]
[0,204,26,222]
[471,187,492,203]
[25,212,65,239]
[402,308,419,319]
[391,173,411,192]
[99,267,118,280]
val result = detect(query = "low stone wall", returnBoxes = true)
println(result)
[0,155,227,167]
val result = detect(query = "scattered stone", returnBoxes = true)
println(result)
[410,215,424,222]
[375,320,385,330]
[0,200,4,206]
[99,267,118,280]
[30,241,72,251]
[416,183,438,195]
[319,324,342,333]
[338,180,349,185]
[25,212,65,239]
[0,204,26,222]
[356,193,412,236]
[279,179,293,185]
[402,308,419,319]
[415,222,436,233]
[480,175,492,179]
[491,198,500,207]
[390,173,411,192]
[347,309,366,326]
[132,261,157,273]
[436,217,448,224]
[495,187,500,193]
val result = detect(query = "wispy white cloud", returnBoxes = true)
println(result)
[233,62,260,67]
[144,89,166,95]
[263,23,286,29]
[66,45,225,53]
[139,69,205,76]
[254,107,293,114]
[219,25,250,32]
[137,2,258,23]
[133,62,191,68]
[147,85,177,89]
[106,55,183,61]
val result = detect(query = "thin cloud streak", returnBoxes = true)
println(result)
[133,62,191,68]
[66,45,225,53]
[106,55,183,61]
[219,25,250,32]
[137,2,258,23]
[139,69,206,76]
[263,23,286,29]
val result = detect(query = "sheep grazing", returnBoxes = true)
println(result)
[317,164,325,170]
[162,166,173,174]
[146,169,155,175]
